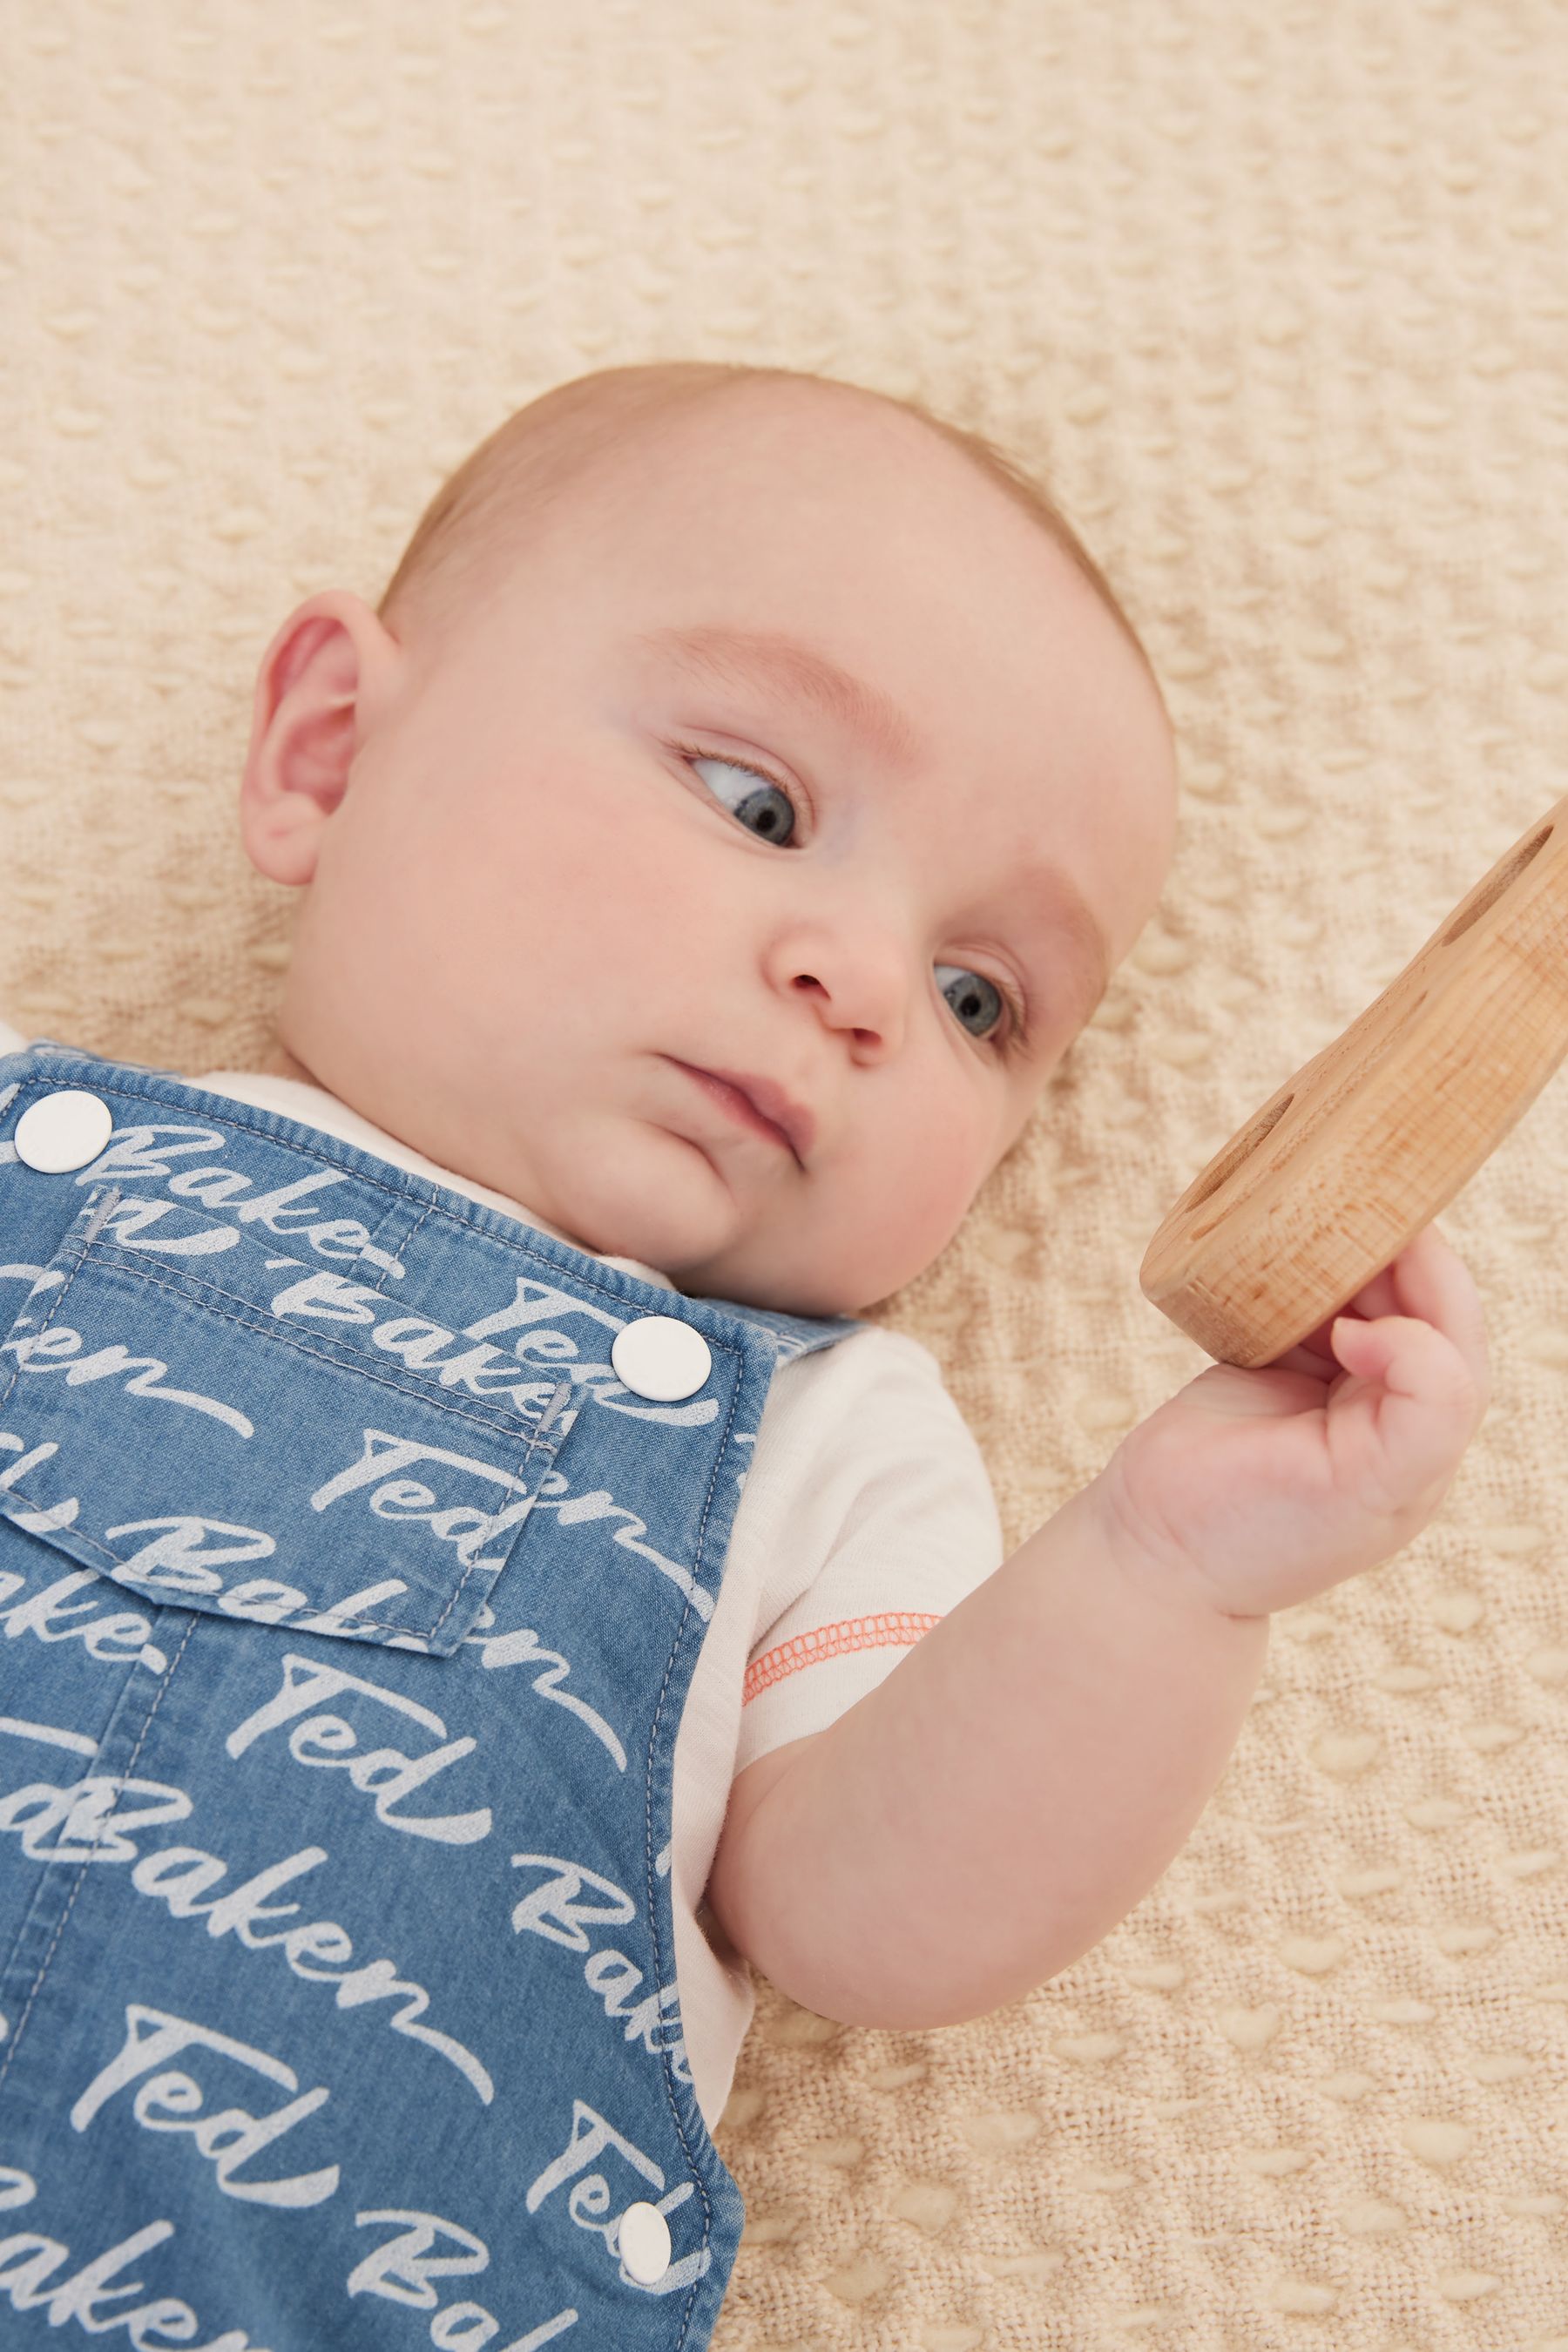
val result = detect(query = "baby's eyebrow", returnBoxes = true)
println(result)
[1020,861,1111,1014]
[631,621,922,772]
[632,618,1111,1012]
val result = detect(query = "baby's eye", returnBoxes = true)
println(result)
[683,748,1022,1052]
[686,753,798,847]
[936,964,1008,1044]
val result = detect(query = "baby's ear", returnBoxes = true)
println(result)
[238,591,400,886]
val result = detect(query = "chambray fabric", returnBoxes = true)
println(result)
[0,1042,863,2351]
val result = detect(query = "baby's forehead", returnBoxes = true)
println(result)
[435,387,1168,782]
[389,366,1159,716]
[429,387,1066,650]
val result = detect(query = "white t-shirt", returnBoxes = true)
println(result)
[0,1026,1005,2127]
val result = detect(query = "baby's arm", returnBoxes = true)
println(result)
[711,1227,1488,2030]
[705,1470,1268,2031]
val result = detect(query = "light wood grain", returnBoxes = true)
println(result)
[1142,793,1568,1364]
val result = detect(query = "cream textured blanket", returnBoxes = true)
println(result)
[3,4,1565,2344]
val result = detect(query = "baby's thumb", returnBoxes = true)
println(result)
[1329,1314,1384,1376]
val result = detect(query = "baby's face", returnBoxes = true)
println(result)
[242,385,1177,1316]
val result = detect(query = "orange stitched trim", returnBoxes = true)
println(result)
[742,1612,943,1704]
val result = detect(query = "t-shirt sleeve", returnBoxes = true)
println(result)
[733,1326,1006,1777]
[0,1017,30,1058]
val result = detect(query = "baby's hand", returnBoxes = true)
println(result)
[1097,1222,1492,1618]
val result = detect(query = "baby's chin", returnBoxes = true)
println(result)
[541,1125,757,1274]
[553,1154,828,1312]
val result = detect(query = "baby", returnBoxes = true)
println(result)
[0,362,1490,2350]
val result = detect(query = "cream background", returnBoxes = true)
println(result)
[2,3,1565,2345]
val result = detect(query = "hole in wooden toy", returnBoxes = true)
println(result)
[1440,823,1552,947]
[1183,1091,1296,1220]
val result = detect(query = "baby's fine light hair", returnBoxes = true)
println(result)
[376,361,1165,716]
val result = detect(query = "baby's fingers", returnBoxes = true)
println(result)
[1268,1227,1492,1391]
[1328,1309,1488,1504]
[1348,1223,1493,1411]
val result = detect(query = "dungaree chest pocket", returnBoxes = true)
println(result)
[0,1187,577,1655]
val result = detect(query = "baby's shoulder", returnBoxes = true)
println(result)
[771,1316,978,1449]
[756,1316,1001,1541]
[784,1315,949,1392]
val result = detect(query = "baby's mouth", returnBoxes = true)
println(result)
[661,1058,803,1165]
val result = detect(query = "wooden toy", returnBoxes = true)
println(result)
[1140,791,1568,1366]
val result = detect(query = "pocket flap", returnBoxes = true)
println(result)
[0,1188,574,1655]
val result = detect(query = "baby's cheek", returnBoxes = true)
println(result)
[890,1096,989,1229]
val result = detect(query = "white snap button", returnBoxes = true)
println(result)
[610,1314,712,1402]
[618,2199,672,2284]
[14,1089,114,1174]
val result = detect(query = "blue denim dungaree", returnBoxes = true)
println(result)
[0,1042,864,2351]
